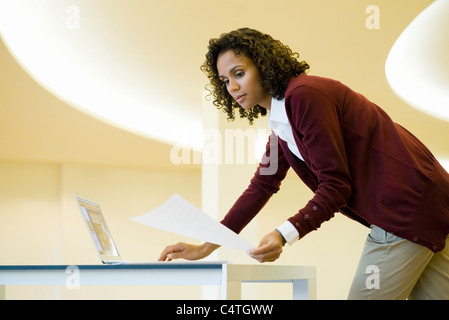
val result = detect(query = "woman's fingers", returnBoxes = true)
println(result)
[158,242,187,261]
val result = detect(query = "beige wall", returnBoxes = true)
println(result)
[1,0,446,300]
[0,161,202,299]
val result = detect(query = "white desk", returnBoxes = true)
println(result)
[0,262,316,300]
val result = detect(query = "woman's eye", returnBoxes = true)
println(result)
[235,71,244,78]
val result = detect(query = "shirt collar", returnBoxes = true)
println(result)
[269,97,288,124]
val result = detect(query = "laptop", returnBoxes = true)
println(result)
[74,193,125,264]
[74,193,225,266]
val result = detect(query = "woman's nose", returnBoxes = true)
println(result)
[229,79,239,92]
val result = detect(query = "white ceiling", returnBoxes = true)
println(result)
[386,0,449,122]
[1,0,447,169]
[0,37,193,169]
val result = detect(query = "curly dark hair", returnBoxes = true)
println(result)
[201,27,310,124]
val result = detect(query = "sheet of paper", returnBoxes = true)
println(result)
[129,193,254,251]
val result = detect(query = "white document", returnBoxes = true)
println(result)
[129,194,254,251]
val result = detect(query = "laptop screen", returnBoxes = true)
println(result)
[75,194,120,262]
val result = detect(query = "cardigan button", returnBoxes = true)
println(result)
[304,214,309,220]
[413,237,418,242]
[312,206,318,211]
[433,245,439,251]
[295,222,300,227]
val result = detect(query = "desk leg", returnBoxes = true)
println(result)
[0,285,5,300]
[221,280,242,300]
[293,279,317,300]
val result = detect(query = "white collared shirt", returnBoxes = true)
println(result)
[268,97,301,245]
[268,98,303,161]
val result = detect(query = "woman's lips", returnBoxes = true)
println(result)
[236,94,246,103]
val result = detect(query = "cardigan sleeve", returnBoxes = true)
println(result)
[220,132,291,234]
[285,85,353,238]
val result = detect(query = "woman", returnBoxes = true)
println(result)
[159,28,449,299]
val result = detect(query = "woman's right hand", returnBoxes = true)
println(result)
[158,242,220,261]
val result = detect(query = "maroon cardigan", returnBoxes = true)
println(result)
[221,73,449,252]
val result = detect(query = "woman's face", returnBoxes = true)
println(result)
[217,50,271,110]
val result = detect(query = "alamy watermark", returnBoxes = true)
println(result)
[365,5,380,30]
[65,4,80,30]
[65,265,80,290]
[365,264,380,290]
[169,128,278,175]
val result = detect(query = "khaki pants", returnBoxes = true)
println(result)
[348,225,449,300]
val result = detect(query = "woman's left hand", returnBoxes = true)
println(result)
[248,230,284,263]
